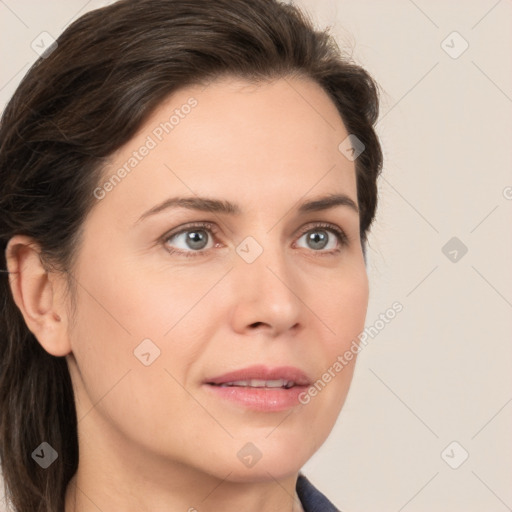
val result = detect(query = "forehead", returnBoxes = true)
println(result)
[162,75,350,166]
[93,76,357,223]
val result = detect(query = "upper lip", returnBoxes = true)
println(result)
[205,365,311,387]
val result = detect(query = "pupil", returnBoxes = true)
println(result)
[308,231,327,250]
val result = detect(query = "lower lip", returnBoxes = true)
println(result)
[204,384,308,412]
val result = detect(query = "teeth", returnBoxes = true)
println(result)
[219,379,295,388]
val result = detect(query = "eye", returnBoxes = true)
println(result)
[161,221,349,258]
[162,222,219,257]
[294,223,348,254]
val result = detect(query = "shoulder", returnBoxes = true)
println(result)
[296,472,341,512]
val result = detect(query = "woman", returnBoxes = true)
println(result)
[0,0,383,510]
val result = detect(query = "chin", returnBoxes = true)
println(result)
[205,435,318,484]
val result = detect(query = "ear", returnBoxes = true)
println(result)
[5,234,72,357]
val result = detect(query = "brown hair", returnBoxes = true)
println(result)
[0,0,383,510]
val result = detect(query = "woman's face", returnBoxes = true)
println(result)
[66,76,369,482]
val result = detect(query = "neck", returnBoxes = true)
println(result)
[65,471,304,512]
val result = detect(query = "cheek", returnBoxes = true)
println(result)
[305,264,368,411]
[66,273,196,445]
[71,249,213,346]
[66,254,220,409]
[318,263,369,351]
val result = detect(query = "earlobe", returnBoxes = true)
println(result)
[5,235,71,357]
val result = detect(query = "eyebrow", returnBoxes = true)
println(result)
[135,193,359,224]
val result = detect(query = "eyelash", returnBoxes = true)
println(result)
[161,221,349,258]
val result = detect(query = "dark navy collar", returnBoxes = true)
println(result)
[296,473,340,511]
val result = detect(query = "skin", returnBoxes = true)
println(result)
[6,75,369,511]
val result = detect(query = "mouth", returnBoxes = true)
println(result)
[203,365,311,412]
[210,378,298,389]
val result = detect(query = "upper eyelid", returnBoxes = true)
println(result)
[162,221,218,241]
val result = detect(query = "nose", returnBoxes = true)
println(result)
[229,238,303,337]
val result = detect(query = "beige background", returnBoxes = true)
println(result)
[1,1,511,510]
